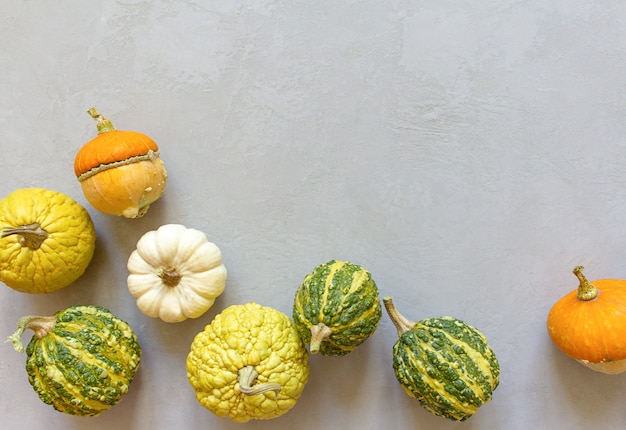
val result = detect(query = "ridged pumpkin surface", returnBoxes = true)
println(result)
[292,260,382,356]
[18,305,141,416]
[392,316,499,421]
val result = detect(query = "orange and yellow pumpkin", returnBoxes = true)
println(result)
[74,108,167,218]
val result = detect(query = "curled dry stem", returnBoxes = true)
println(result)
[6,315,57,352]
[1,223,49,250]
[87,107,115,134]
[237,365,281,396]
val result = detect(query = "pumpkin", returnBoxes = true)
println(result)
[74,107,167,218]
[547,266,626,374]
[292,260,382,356]
[126,224,227,323]
[6,305,141,416]
[0,188,96,293]
[383,296,500,421]
[186,302,309,422]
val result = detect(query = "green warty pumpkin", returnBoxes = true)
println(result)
[383,296,499,421]
[293,260,382,356]
[7,305,141,416]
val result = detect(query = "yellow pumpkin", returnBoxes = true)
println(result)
[74,108,167,218]
[187,303,309,422]
[0,188,96,293]
[547,266,626,374]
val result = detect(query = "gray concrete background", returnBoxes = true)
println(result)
[2,2,626,429]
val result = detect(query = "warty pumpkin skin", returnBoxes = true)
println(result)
[0,188,96,293]
[7,305,141,416]
[383,296,500,422]
[186,302,309,422]
[74,108,167,218]
[547,266,626,374]
[292,260,382,356]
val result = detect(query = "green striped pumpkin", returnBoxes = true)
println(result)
[383,296,499,421]
[292,260,382,356]
[7,305,141,416]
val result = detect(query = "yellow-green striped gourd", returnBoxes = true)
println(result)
[383,296,499,421]
[7,305,141,416]
[293,260,382,356]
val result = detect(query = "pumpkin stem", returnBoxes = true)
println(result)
[157,266,182,287]
[573,266,599,301]
[237,365,281,396]
[6,315,57,352]
[1,223,49,250]
[383,296,416,337]
[87,107,116,134]
[309,322,333,354]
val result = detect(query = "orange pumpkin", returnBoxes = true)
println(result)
[74,108,167,218]
[547,266,626,374]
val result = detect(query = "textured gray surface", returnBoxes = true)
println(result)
[2,2,626,429]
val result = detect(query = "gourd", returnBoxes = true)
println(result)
[383,296,500,422]
[0,188,96,293]
[127,224,227,323]
[7,305,141,416]
[292,260,382,356]
[186,302,309,422]
[547,266,626,374]
[74,107,167,218]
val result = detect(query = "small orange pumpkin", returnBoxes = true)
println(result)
[547,266,626,374]
[74,108,167,218]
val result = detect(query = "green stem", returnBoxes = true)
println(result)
[573,266,599,301]
[383,296,415,337]
[87,107,116,134]
[237,366,281,396]
[309,322,332,354]
[6,315,57,352]
[1,223,49,250]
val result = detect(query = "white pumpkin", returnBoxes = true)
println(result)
[127,224,227,323]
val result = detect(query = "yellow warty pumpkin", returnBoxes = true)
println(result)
[0,188,96,293]
[186,303,310,422]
